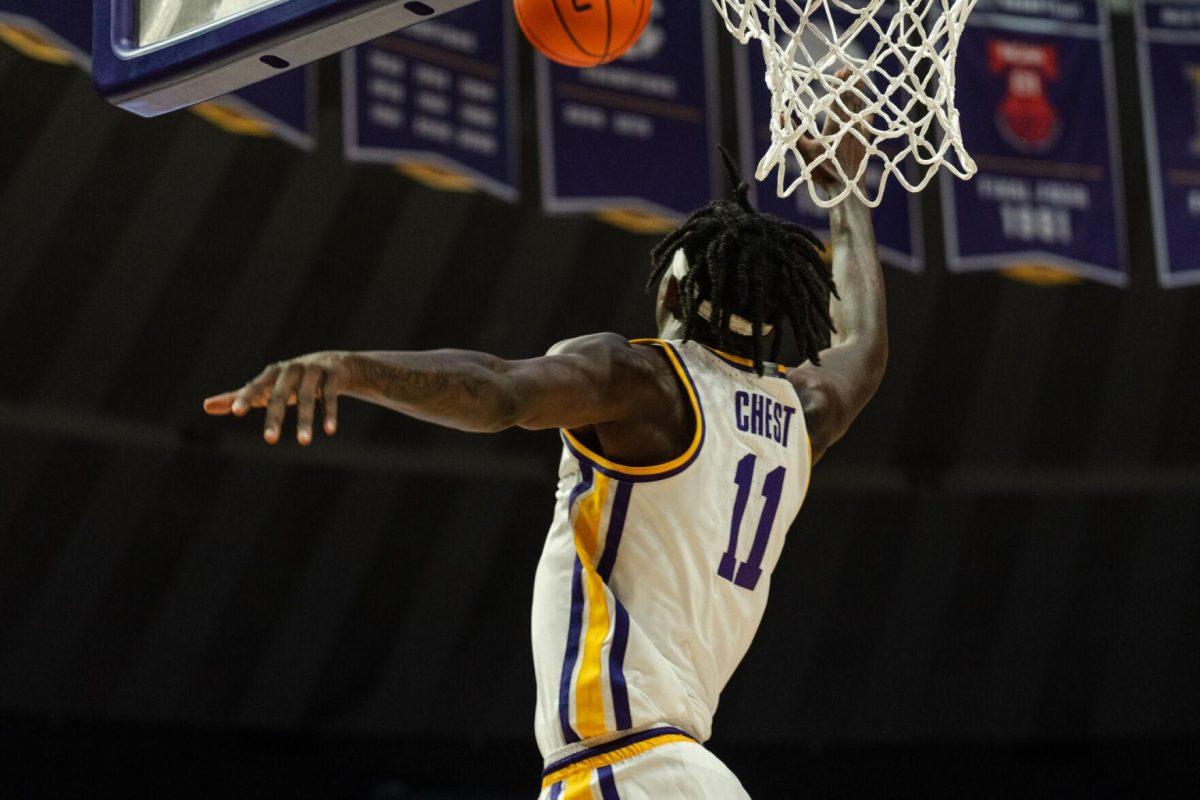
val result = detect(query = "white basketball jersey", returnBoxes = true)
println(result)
[530,338,812,766]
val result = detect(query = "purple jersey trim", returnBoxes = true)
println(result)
[597,765,620,799]
[595,480,632,730]
[595,481,631,581]
[558,557,585,745]
[700,345,789,378]
[557,464,595,744]
[541,725,696,777]
[609,601,631,731]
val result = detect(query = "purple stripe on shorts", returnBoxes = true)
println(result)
[609,600,631,730]
[592,480,632,730]
[566,461,595,513]
[542,725,696,777]
[597,765,620,799]
[548,781,563,800]
[557,464,594,744]
[557,556,585,744]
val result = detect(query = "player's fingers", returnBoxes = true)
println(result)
[797,137,838,184]
[295,366,324,446]
[798,136,832,173]
[323,389,338,436]
[203,392,238,415]
[797,135,821,161]
[264,364,302,444]
[815,160,838,185]
[320,367,347,436]
[233,364,280,416]
[839,68,874,124]
[233,383,267,416]
[831,68,851,106]
[828,68,865,118]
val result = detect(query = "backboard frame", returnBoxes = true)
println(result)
[93,0,480,117]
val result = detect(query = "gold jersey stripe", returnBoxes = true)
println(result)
[703,345,790,375]
[571,472,611,739]
[560,769,594,799]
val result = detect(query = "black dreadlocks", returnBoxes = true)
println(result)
[646,147,838,375]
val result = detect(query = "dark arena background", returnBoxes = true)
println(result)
[2,1,1200,798]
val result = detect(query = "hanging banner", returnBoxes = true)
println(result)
[944,0,1125,284]
[732,13,923,272]
[0,1,90,67]
[196,68,318,151]
[536,3,719,230]
[941,0,1126,286]
[344,1,517,201]
[1137,0,1200,287]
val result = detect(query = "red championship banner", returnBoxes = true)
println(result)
[987,39,1061,152]
[941,0,1126,286]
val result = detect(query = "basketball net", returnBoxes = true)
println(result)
[711,0,979,208]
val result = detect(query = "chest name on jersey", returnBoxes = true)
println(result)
[734,391,797,447]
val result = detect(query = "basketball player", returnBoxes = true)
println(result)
[204,75,885,799]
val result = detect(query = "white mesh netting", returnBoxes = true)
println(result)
[711,0,979,208]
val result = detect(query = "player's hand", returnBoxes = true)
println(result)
[203,351,354,445]
[796,67,874,191]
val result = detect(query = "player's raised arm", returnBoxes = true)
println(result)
[788,70,889,462]
[202,333,677,445]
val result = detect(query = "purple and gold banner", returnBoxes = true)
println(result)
[942,0,1126,286]
[343,1,518,201]
[1137,0,1200,287]
[198,68,318,152]
[536,3,719,230]
[732,8,923,272]
[0,1,90,67]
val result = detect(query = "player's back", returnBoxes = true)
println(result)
[530,338,811,770]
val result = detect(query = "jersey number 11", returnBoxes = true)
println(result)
[717,454,785,591]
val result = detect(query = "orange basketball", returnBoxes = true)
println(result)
[514,0,652,68]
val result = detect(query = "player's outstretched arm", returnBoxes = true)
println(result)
[788,69,888,462]
[788,195,887,462]
[202,333,677,445]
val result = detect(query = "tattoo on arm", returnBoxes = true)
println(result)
[345,351,520,433]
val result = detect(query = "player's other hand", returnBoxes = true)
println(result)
[797,67,875,191]
[203,351,353,445]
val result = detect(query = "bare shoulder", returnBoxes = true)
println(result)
[546,333,669,380]
[546,331,632,358]
[786,364,827,419]
[547,333,682,424]
[786,362,844,463]
[545,334,690,462]
[787,346,884,462]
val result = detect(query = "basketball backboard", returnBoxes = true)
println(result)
[93,0,480,117]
